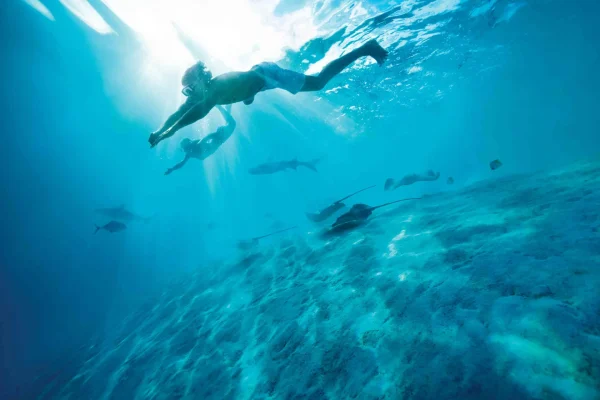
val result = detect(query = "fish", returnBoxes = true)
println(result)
[249,158,320,175]
[95,205,152,223]
[323,197,420,236]
[237,226,297,250]
[94,221,127,234]
[447,177,454,185]
[306,185,376,223]
[490,159,503,170]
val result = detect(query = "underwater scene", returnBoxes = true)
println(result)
[2,0,599,399]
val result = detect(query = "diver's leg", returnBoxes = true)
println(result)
[300,39,388,92]
[198,128,231,157]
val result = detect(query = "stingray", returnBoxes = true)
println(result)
[324,197,421,236]
[306,185,376,223]
[237,226,297,250]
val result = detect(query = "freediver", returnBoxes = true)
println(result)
[164,105,236,175]
[384,170,440,191]
[148,39,389,147]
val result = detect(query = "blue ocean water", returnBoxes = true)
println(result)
[1,0,599,399]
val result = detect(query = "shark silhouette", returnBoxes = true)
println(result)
[249,159,319,175]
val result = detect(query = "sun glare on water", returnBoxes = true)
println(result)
[39,0,320,72]
[20,0,328,193]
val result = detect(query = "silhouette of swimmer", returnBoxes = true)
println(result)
[94,221,127,234]
[490,159,503,170]
[306,185,376,223]
[165,105,236,175]
[148,39,389,147]
[384,170,440,191]
[237,226,297,250]
[324,197,420,236]
[249,159,319,175]
[148,39,388,147]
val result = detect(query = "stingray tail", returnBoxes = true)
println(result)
[94,225,101,234]
[335,185,377,203]
[371,197,421,211]
[253,226,298,241]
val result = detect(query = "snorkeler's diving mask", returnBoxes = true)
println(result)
[182,84,195,97]
[182,84,207,101]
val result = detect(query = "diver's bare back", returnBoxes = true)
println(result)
[211,71,264,104]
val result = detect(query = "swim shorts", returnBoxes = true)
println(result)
[252,62,306,95]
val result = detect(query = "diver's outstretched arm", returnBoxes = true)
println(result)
[165,155,190,175]
[150,97,194,146]
[156,98,195,134]
[150,98,216,147]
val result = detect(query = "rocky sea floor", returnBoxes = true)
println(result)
[37,160,600,400]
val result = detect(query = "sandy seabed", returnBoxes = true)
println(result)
[38,160,600,400]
